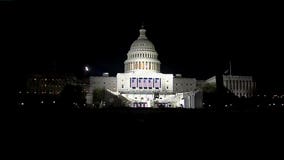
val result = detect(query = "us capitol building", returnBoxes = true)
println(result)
[86,27,202,108]
[86,27,255,108]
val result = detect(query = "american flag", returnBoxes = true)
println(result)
[138,78,143,88]
[130,78,137,87]
[143,78,147,88]
[148,78,153,88]
[154,78,161,88]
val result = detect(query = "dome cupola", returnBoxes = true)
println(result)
[124,27,161,73]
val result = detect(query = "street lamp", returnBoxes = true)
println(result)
[85,66,89,72]
[84,65,91,78]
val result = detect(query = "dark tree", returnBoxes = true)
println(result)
[92,89,106,108]
[58,84,86,111]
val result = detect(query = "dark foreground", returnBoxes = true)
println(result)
[15,103,284,125]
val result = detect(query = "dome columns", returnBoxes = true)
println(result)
[124,27,161,73]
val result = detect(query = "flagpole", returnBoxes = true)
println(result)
[228,60,232,90]
[229,60,232,76]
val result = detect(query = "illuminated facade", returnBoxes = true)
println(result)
[206,75,256,97]
[86,27,202,108]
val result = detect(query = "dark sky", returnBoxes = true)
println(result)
[4,1,284,91]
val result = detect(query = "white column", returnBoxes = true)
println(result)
[130,62,132,71]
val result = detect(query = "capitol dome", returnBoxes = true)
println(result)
[124,27,161,73]
[129,29,156,51]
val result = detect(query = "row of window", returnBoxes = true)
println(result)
[33,78,74,81]
[29,84,64,88]
[20,90,61,94]
[225,80,254,91]
[129,53,157,59]
[125,61,160,71]
[235,92,252,97]
[175,83,193,86]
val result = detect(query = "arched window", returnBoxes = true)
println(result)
[139,61,141,69]
[149,62,151,70]
[146,62,148,70]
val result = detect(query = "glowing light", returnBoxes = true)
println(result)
[21,102,24,106]
[85,66,89,72]
[41,101,44,104]
[53,101,56,104]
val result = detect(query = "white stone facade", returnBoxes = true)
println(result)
[206,75,256,97]
[173,77,197,93]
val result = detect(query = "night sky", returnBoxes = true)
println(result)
[3,1,283,91]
